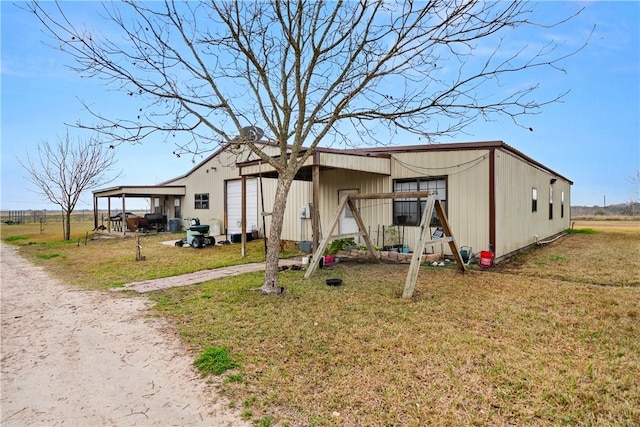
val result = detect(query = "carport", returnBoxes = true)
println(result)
[92,185,186,235]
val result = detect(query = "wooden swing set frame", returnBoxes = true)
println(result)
[303,191,466,298]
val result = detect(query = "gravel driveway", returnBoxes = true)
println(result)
[0,243,248,426]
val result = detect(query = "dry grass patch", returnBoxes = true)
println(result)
[3,220,639,425]
[571,218,640,234]
[151,246,639,425]
[499,228,640,287]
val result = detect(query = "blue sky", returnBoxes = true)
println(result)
[1,1,639,211]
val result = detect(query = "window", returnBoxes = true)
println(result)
[548,187,553,220]
[174,198,181,218]
[154,197,161,214]
[195,193,209,209]
[532,187,538,212]
[561,191,565,218]
[393,177,446,226]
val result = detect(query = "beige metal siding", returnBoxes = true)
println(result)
[172,142,571,258]
[176,144,311,240]
[494,149,572,257]
[389,151,491,254]
[259,178,313,241]
[318,152,390,175]
[318,170,391,245]
[314,150,492,256]
[179,145,281,230]
[180,149,239,227]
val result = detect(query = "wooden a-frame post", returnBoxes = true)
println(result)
[402,197,466,298]
[304,193,466,297]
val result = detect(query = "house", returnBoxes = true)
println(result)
[93,141,312,240]
[93,140,571,263]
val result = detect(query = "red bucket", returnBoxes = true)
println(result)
[479,250,493,267]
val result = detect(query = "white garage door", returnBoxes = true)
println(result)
[226,179,258,234]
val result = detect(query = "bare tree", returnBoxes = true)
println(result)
[27,1,590,292]
[19,131,120,240]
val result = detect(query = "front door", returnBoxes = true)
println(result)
[338,188,359,237]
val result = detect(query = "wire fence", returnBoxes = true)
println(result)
[1,210,100,224]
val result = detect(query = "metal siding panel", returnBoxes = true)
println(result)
[319,152,390,175]
[169,144,308,236]
[318,169,392,244]
[176,143,570,257]
[389,151,491,255]
[180,150,238,224]
[313,153,494,254]
[494,150,572,258]
[181,145,266,227]
[244,180,259,232]
[258,178,313,241]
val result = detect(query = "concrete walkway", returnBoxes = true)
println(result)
[113,258,303,293]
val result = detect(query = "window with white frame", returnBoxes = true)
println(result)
[532,187,538,212]
[393,177,446,226]
[549,186,553,220]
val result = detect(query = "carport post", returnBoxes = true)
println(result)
[312,162,320,252]
[93,195,98,230]
[121,196,126,236]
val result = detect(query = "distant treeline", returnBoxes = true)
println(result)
[571,202,640,217]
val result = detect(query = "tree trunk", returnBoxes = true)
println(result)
[261,174,293,294]
[64,211,71,241]
[60,211,66,240]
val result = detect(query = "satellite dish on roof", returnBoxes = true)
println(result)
[241,126,264,142]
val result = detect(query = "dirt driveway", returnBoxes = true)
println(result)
[0,243,248,426]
